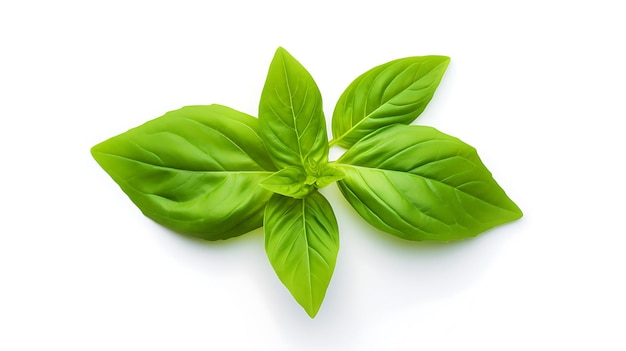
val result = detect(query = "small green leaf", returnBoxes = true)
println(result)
[261,164,344,198]
[260,166,316,198]
[91,105,277,240]
[315,164,345,188]
[264,192,340,318]
[331,55,450,148]
[336,124,522,241]
[259,47,329,176]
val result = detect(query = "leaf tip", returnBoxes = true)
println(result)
[273,47,302,66]
[304,304,321,318]
[504,195,524,220]
[90,142,104,162]
[275,46,290,59]
[437,55,451,69]
[513,204,524,220]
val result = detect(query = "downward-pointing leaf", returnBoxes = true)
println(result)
[264,192,339,318]
[259,47,329,176]
[331,55,450,148]
[336,124,522,241]
[91,105,277,240]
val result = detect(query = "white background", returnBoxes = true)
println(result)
[1,1,625,350]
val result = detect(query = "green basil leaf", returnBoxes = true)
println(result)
[330,56,450,148]
[261,163,345,198]
[259,47,329,176]
[264,192,339,318]
[314,163,345,189]
[260,166,315,198]
[91,104,277,240]
[336,124,522,241]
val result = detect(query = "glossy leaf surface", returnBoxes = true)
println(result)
[264,192,339,318]
[259,47,329,176]
[336,124,522,241]
[91,105,277,240]
[331,56,450,148]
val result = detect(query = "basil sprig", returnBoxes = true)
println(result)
[92,47,522,317]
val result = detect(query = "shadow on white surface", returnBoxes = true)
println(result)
[140,181,520,347]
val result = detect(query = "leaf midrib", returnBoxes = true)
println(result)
[301,196,314,311]
[94,151,274,174]
[337,164,518,214]
[331,60,448,146]
[281,56,307,171]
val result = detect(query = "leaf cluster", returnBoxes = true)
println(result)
[91,47,522,317]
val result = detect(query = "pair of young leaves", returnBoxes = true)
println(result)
[91,48,522,318]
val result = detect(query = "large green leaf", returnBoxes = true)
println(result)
[259,47,329,176]
[264,192,339,318]
[330,56,450,148]
[91,104,277,240]
[336,124,522,241]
